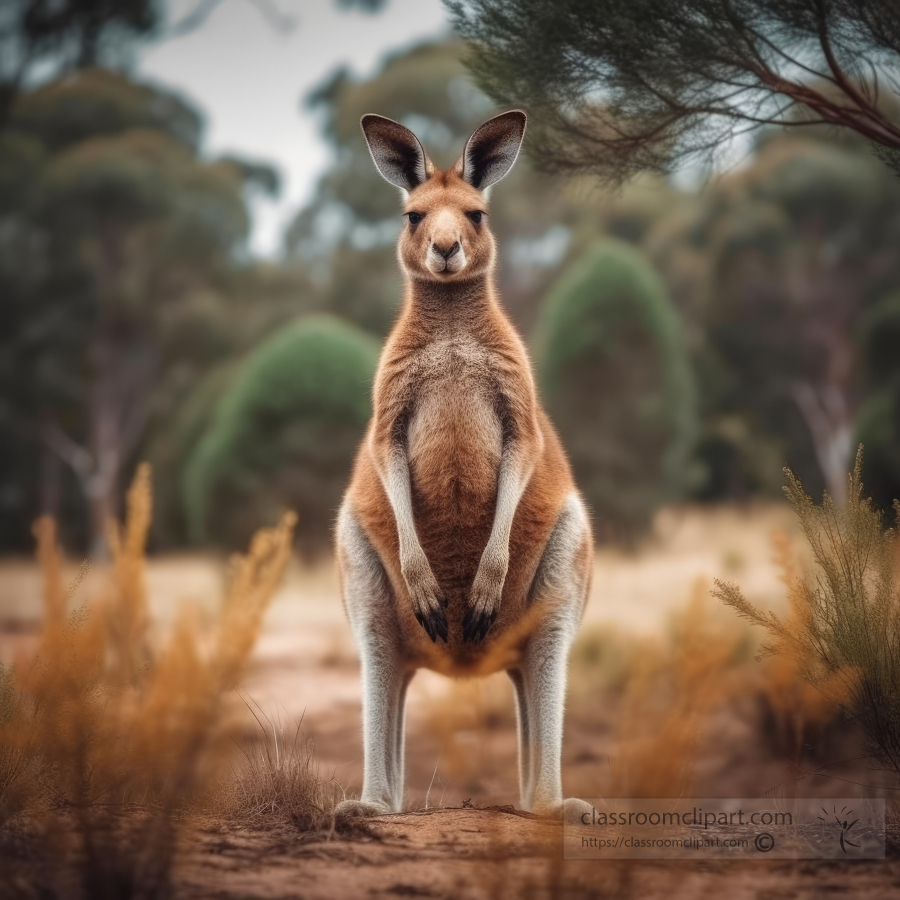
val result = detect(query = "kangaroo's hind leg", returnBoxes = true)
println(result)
[334,501,412,816]
[507,493,593,822]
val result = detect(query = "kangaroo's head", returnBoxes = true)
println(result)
[360,110,527,283]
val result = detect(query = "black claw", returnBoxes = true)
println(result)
[415,607,448,643]
[462,606,496,644]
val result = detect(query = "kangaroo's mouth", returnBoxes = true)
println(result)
[427,250,465,276]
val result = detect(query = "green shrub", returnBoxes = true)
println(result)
[855,291,900,512]
[533,239,700,539]
[183,315,378,556]
[146,362,239,547]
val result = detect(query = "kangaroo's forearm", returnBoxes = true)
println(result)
[480,448,533,572]
[382,448,426,571]
[375,428,447,643]
[370,407,426,569]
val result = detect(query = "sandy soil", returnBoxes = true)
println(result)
[3,500,900,898]
[174,806,900,900]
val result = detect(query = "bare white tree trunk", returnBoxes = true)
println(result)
[790,381,854,505]
[41,332,156,558]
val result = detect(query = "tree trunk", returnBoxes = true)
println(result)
[87,486,114,560]
[83,331,157,558]
[41,331,156,559]
[790,382,854,505]
[38,412,63,519]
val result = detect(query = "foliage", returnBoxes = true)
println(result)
[714,447,900,778]
[145,361,240,548]
[533,239,699,538]
[450,0,900,183]
[184,315,378,556]
[0,0,159,129]
[0,464,297,896]
[649,132,900,504]
[854,290,900,511]
[11,66,203,152]
[750,530,849,762]
[0,68,284,554]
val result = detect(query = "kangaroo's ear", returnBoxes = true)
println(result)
[360,114,433,193]
[456,110,527,191]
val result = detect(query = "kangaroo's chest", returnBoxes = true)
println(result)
[406,337,502,502]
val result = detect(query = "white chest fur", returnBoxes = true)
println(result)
[406,335,502,492]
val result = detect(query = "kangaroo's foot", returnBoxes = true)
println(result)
[533,797,594,825]
[335,798,393,818]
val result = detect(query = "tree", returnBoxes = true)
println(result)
[649,132,900,503]
[0,0,159,130]
[532,239,700,538]
[183,315,378,557]
[854,291,900,510]
[449,0,900,183]
[0,69,278,554]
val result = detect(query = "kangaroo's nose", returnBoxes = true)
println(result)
[433,241,460,260]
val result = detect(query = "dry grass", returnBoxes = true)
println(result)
[607,579,743,797]
[213,701,340,832]
[749,530,847,762]
[419,674,516,789]
[715,447,900,777]
[569,623,640,697]
[0,463,298,898]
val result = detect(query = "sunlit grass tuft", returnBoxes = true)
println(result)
[715,446,900,777]
[0,463,298,897]
[749,530,847,762]
[215,701,339,832]
[608,579,742,797]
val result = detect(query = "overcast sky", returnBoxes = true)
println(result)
[138,0,450,257]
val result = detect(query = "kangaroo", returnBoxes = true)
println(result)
[335,110,593,822]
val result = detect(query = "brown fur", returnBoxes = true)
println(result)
[344,159,587,677]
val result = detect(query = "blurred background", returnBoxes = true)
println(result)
[2,0,900,561]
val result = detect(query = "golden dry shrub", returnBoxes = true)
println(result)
[609,579,741,798]
[750,530,847,761]
[715,446,900,777]
[0,463,297,898]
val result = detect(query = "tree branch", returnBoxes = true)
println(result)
[40,419,95,485]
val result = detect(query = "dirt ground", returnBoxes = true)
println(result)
[3,500,900,898]
[175,807,900,900]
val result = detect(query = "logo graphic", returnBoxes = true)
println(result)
[818,805,860,853]
[755,832,775,852]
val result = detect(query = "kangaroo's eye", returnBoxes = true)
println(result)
[467,211,484,225]
[406,212,423,226]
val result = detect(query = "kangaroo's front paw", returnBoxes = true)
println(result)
[463,577,502,644]
[404,563,448,643]
[414,601,448,644]
[533,798,594,824]
[335,798,392,818]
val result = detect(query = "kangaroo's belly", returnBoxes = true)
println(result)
[407,380,500,593]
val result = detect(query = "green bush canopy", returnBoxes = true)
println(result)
[533,239,699,538]
[855,290,900,511]
[183,315,378,556]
